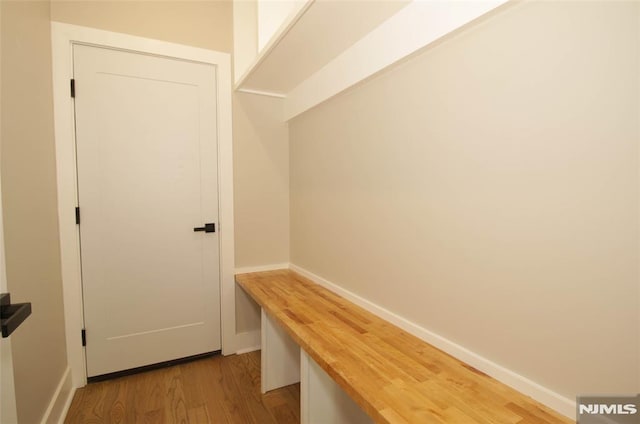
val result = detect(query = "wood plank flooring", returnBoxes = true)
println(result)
[64,351,300,424]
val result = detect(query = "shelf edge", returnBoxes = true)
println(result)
[283,0,511,121]
[234,0,315,89]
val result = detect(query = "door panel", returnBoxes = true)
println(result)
[73,44,220,377]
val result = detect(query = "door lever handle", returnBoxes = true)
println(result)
[1,293,32,338]
[193,223,215,233]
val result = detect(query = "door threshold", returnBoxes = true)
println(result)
[87,350,221,383]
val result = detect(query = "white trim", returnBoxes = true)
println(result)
[40,367,74,424]
[235,345,261,355]
[289,263,576,420]
[235,88,286,98]
[283,0,508,120]
[0,73,18,422]
[50,22,235,388]
[234,330,261,355]
[235,263,290,274]
[235,0,314,89]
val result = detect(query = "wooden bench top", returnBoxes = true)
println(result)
[236,269,573,424]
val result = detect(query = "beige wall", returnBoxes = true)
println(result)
[233,92,289,331]
[233,92,289,269]
[290,0,639,398]
[1,1,68,423]
[51,0,233,53]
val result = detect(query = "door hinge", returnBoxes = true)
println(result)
[75,207,80,225]
[70,79,76,98]
[81,329,86,347]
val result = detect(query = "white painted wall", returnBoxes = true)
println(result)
[233,92,290,334]
[284,0,508,120]
[290,0,639,416]
[233,0,258,81]
[2,2,68,423]
[257,0,304,51]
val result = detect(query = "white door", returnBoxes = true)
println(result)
[73,44,221,378]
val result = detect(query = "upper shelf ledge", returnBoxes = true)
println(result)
[236,0,510,121]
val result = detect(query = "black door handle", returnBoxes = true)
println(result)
[1,293,32,338]
[193,223,215,233]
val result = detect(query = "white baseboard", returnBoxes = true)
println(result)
[236,345,261,355]
[289,263,576,420]
[235,263,290,275]
[234,330,261,355]
[41,367,75,424]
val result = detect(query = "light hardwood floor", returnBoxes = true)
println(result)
[64,351,300,424]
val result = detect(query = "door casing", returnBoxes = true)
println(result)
[0,115,19,424]
[51,22,236,387]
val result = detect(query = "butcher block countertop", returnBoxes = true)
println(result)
[236,269,573,424]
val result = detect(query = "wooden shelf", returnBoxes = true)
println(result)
[234,0,410,96]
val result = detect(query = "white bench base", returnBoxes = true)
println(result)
[260,309,300,393]
[260,308,372,423]
[301,350,373,424]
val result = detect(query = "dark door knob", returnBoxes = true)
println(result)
[1,293,32,338]
[193,223,215,233]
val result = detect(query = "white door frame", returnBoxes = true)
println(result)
[0,4,18,416]
[0,79,19,424]
[51,22,236,387]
